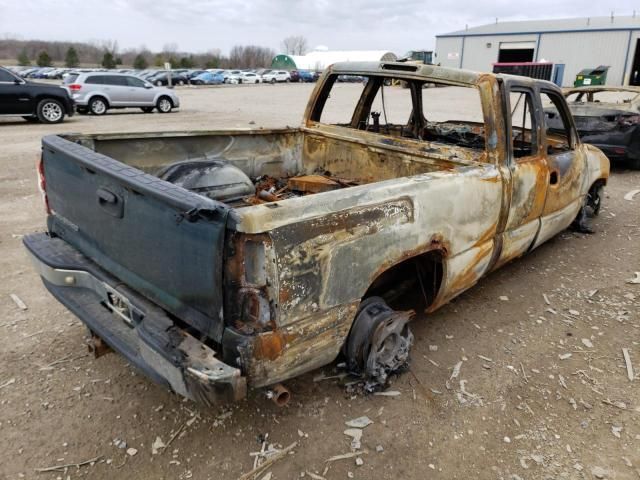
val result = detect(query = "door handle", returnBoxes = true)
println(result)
[96,188,124,218]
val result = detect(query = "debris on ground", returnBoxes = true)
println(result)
[623,189,640,201]
[240,442,297,480]
[9,293,27,310]
[591,465,609,478]
[35,456,102,473]
[0,377,16,389]
[305,471,327,480]
[126,448,138,457]
[622,348,634,381]
[325,451,364,463]
[151,436,165,455]
[344,429,363,450]
[372,390,401,397]
[345,417,373,429]
[626,272,640,284]
[113,439,127,449]
[449,361,462,380]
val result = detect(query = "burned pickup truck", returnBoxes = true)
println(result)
[25,62,609,405]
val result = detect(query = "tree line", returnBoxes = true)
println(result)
[1,36,309,69]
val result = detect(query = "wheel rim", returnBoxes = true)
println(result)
[42,102,62,122]
[92,100,106,114]
[158,99,171,112]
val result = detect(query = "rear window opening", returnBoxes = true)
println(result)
[313,74,487,153]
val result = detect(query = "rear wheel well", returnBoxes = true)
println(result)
[89,95,109,107]
[364,249,445,310]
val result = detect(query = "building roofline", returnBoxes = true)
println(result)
[437,26,640,38]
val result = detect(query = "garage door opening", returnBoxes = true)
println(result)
[498,41,535,63]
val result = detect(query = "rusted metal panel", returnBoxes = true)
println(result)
[241,303,359,388]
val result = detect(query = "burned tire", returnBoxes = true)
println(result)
[586,182,604,216]
[344,297,414,389]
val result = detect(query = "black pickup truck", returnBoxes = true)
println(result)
[0,66,74,123]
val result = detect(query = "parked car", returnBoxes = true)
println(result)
[239,72,262,84]
[262,70,291,83]
[223,70,243,84]
[22,62,610,405]
[187,70,206,79]
[190,72,224,85]
[289,70,301,82]
[147,72,189,86]
[547,86,640,169]
[297,70,317,82]
[63,72,179,115]
[0,66,74,123]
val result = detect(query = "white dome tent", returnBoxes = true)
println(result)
[271,48,397,71]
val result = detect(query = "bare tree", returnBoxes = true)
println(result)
[281,36,308,56]
[228,45,275,69]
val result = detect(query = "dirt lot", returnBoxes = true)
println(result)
[1,83,639,480]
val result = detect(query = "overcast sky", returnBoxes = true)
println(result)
[0,0,637,54]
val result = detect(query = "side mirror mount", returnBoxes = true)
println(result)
[144,84,153,89]
[14,78,24,85]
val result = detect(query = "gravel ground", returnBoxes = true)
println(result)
[1,83,639,480]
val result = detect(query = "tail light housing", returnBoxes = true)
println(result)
[224,234,278,334]
[68,84,82,92]
[37,155,51,214]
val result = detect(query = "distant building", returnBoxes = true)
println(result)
[435,15,640,86]
[272,49,397,71]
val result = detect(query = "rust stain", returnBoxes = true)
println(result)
[252,330,297,361]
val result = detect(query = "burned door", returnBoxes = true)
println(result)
[495,85,548,267]
[532,89,585,248]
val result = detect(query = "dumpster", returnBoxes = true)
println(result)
[574,66,609,87]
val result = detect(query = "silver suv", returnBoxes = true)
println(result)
[63,72,180,115]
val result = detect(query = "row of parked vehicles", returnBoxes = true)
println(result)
[138,68,320,86]
[0,64,326,124]
[10,65,320,86]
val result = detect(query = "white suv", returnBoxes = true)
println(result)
[262,70,291,83]
[63,72,180,115]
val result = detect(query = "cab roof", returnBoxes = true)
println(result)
[326,61,560,90]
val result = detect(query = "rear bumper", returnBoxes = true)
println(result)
[23,232,246,405]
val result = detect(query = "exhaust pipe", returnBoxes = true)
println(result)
[267,383,291,407]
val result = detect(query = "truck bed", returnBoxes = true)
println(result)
[66,128,481,208]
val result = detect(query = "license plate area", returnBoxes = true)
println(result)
[104,285,135,326]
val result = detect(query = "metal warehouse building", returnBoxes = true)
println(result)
[435,15,640,86]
